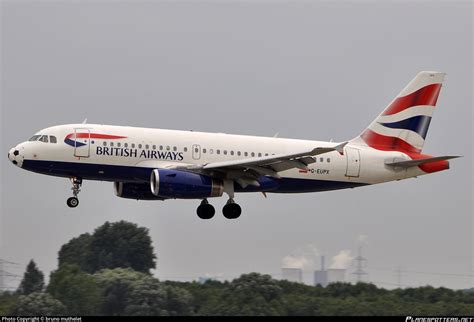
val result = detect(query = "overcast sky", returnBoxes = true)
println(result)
[1,0,472,290]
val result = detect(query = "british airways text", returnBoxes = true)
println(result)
[96,146,184,161]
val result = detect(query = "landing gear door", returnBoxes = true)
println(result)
[73,129,90,158]
[345,147,360,177]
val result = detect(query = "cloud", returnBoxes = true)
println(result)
[356,234,369,245]
[282,244,320,270]
[330,250,354,269]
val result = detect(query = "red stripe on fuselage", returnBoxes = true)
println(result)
[65,133,127,140]
[382,83,441,116]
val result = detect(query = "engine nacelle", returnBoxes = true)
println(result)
[114,182,164,200]
[150,169,224,199]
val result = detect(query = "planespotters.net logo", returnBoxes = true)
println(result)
[406,317,474,322]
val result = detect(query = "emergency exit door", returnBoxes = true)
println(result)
[192,144,201,160]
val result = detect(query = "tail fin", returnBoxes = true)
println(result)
[351,71,445,153]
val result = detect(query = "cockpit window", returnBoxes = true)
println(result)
[29,135,41,141]
[50,136,57,143]
[39,135,49,143]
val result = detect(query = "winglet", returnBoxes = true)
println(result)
[334,142,348,155]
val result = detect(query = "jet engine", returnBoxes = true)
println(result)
[114,182,164,200]
[150,169,224,199]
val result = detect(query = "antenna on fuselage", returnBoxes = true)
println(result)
[82,118,88,124]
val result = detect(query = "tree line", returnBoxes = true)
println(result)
[1,220,473,316]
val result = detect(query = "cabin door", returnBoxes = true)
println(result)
[73,128,91,158]
[345,147,360,177]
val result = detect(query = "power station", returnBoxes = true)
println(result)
[314,256,346,287]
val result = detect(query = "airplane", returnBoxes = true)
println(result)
[7,71,460,219]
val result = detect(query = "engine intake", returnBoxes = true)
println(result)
[150,169,223,199]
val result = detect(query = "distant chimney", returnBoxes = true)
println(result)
[321,255,325,271]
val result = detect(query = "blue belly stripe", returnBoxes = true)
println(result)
[22,159,368,194]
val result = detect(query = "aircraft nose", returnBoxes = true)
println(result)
[8,147,22,167]
[8,148,14,161]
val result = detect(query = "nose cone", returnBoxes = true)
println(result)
[8,146,23,167]
[8,148,14,162]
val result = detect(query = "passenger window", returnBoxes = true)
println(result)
[202,148,206,153]
[159,145,163,150]
[320,157,324,162]
[49,136,57,143]
[258,153,262,157]
[173,146,177,151]
[145,144,149,149]
[103,141,107,146]
[110,142,114,147]
[132,143,135,148]
[217,149,220,155]
[237,151,241,156]
[265,153,268,156]
[153,145,156,150]
[327,158,331,163]
[166,146,170,151]
[124,143,128,148]
[210,149,214,154]
[223,150,227,155]
[244,152,248,157]
[184,147,188,152]
[195,147,199,153]
[230,151,234,156]
[138,144,142,149]
[117,142,121,147]
[39,135,48,143]
[251,152,255,157]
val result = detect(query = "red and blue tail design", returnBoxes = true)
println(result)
[353,71,445,154]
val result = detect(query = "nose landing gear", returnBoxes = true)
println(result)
[67,177,82,208]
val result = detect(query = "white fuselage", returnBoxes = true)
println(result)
[8,124,425,196]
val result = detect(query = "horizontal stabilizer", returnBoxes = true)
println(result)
[385,155,461,167]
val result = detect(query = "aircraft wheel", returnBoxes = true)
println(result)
[223,203,241,219]
[67,197,79,208]
[197,203,215,219]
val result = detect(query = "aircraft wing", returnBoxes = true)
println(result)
[183,142,348,187]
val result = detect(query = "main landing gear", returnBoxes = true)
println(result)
[222,199,241,219]
[196,198,242,220]
[197,199,215,219]
[66,177,82,208]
